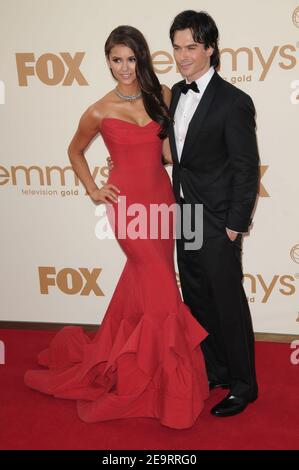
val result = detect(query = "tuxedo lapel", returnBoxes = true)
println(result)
[180,72,221,164]
[168,82,183,164]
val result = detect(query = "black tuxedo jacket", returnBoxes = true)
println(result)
[169,71,260,236]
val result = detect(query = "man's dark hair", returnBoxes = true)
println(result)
[169,10,220,69]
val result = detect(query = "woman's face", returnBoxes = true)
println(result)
[107,44,138,86]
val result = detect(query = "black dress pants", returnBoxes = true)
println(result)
[176,198,258,400]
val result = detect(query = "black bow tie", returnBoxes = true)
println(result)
[179,81,199,94]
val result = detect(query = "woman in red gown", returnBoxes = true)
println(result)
[24,25,209,429]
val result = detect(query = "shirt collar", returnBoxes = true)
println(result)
[186,66,215,93]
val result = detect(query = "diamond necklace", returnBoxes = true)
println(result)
[115,88,142,102]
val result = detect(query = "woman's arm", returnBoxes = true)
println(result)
[68,105,119,203]
[162,137,173,164]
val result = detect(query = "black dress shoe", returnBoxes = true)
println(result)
[210,393,257,417]
[209,381,230,391]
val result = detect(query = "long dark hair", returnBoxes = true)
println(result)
[169,10,220,69]
[105,25,171,139]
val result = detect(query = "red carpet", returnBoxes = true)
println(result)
[0,328,298,450]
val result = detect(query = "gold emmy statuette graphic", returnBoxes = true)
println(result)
[290,245,299,264]
[292,7,299,28]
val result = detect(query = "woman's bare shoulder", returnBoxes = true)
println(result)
[80,91,117,129]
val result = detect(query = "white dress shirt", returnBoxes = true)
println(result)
[174,66,215,198]
[174,66,239,235]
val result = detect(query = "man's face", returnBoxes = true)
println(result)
[172,28,214,82]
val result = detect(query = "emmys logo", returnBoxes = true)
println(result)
[16,52,88,86]
[244,274,297,303]
[220,43,298,82]
[290,245,299,264]
[245,246,299,302]
[0,163,109,196]
[292,7,299,28]
[39,267,104,296]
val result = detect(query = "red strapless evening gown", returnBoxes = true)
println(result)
[24,117,209,429]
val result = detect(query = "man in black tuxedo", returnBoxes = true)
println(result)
[168,10,260,417]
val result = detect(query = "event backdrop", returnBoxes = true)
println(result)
[1,0,299,334]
